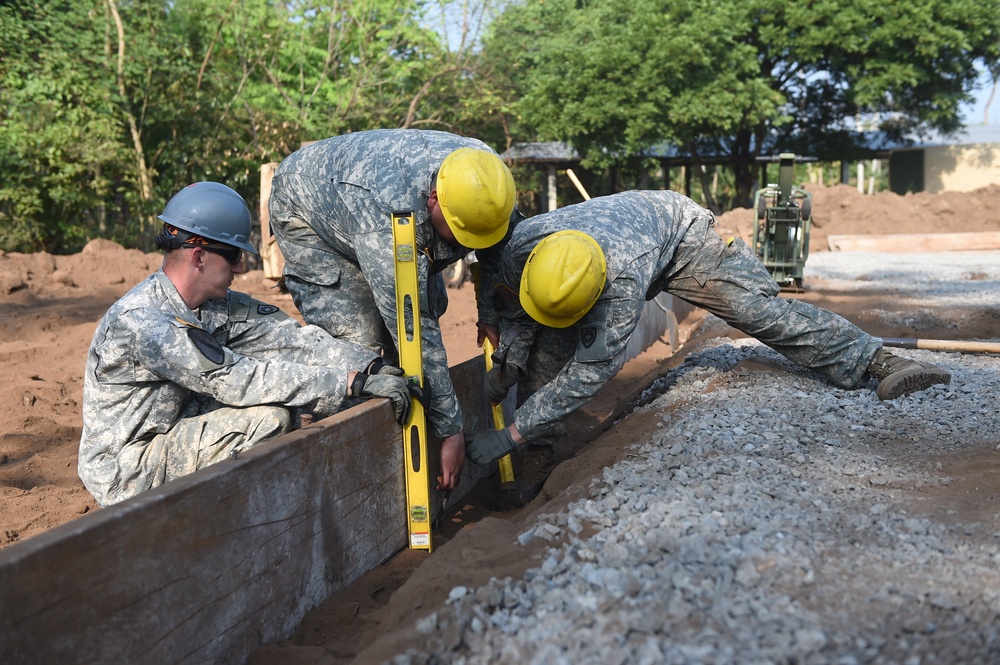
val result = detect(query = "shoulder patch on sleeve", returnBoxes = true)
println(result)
[575,302,612,363]
[257,304,280,316]
[187,327,226,365]
[227,291,252,321]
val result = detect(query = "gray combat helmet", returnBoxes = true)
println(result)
[157,182,258,254]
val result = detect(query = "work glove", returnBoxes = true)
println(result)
[366,358,405,376]
[484,364,521,403]
[352,372,412,424]
[465,427,518,466]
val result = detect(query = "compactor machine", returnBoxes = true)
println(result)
[753,153,816,291]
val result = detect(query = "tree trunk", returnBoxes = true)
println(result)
[105,0,155,233]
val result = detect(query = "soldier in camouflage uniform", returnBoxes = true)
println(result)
[465,190,952,503]
[79,182,414,507]
[268,129,519,491]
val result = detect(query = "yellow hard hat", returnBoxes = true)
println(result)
[436,148,516,249]
[519,230,607,328]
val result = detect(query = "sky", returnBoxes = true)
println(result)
[962,74,999,125]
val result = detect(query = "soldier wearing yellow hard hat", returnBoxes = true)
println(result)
[468,190,950,506]
[268,130,521,492]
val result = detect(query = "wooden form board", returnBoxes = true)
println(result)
[0,358,496,665]
[827,231,1000,252]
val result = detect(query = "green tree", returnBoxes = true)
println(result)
[484,0,1000,210]
[0,0,470,252]
[403,0,520,150]
[0,1,131,252]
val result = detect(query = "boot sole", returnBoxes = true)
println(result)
[876,369,951,400]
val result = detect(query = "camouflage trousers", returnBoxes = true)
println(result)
[662,215,881,388]
[284,269,449,364]
[105,402,291,506]
[284,266,400,365]
[517,216,882,422]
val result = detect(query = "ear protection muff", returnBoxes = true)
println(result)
[154,224,190,251]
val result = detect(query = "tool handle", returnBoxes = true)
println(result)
[483,336,516,484]
[470,261,516,486]
[881,337,1000,354]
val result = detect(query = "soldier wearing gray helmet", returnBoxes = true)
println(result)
[79,182,415,507]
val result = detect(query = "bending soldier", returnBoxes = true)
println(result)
[467,190,951,503]
[268,129,520,491]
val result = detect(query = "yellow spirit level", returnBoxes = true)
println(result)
[391,211,432,551]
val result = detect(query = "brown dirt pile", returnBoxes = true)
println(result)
[1,183,999,550]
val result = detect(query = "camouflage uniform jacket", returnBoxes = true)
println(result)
[497,191,701,441]
[498,190,881,443]
[269,129,514,438]
[79,270,378,504]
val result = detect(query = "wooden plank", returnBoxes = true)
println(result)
[0,359,492,665]
[827,231,1000,252]
[0,401,406,665]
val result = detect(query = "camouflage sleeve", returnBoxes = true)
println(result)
[513,279,646,441]
[496,306,539,372]
[225,292,380,370]
[353,230,464,439]
[135,313,352,418]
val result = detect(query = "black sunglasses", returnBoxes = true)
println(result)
[185,244,243,265]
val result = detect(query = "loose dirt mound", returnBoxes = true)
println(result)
[716,183,1000,252]
[2,183,999,549]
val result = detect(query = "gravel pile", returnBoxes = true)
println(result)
[386,251,1000,665]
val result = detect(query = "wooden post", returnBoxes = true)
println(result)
[259,162,283,281]
[565,168,591,200]
[547,164,558,210]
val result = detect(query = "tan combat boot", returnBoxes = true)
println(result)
[868,348,951,400]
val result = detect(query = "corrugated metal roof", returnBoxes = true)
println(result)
[501,124,1000,164]
[889,123,1000,150]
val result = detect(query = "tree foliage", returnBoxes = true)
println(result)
[483,0,1000,209]
[1,0,997,252]
[0,0,469,253]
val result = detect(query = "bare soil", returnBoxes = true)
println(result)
[2,183,999,663]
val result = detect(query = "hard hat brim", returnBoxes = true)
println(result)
[444,214,510,250]
[518,289,587,328]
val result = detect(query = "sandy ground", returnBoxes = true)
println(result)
[2,183,999,662]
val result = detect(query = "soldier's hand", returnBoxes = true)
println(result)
[484,364,520,403]
[465,427,518,465]
[477,321,499,349]
[437,433,465,491]
[354,373,412,424]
